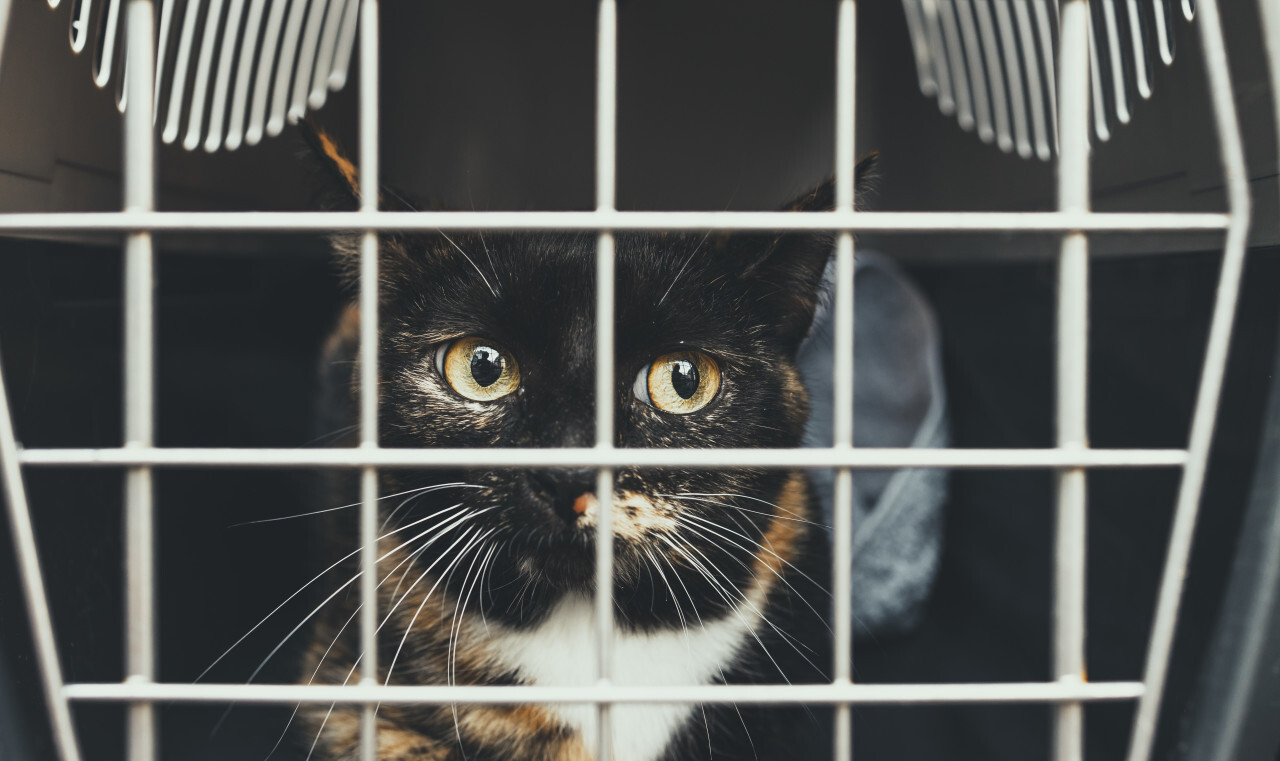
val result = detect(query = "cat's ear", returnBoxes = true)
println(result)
[739,152,878,349]
[298,119,424,212]
[299,120,427,292]
[298,119,365,211]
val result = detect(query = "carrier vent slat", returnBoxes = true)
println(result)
[45,0,354,151]
[905,0,1190,160]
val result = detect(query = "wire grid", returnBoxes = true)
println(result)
[0,0,1252,760]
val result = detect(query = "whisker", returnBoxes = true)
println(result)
[677,519,841,661]
[445,538,497,749]
[658,533,798,683]
[238,506,491,689]
[379,483,484,532]
[233,483,482,527]
[657,228,714,306]
[197,502,470,682]
[383,528,496,696]
[680,511,831,600]
[670,491,816,523]
[660,493,830,530]
[437,228,499,297]
[668,531,826,679]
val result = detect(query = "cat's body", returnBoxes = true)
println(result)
[298,130,863,761]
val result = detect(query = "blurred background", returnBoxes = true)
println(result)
[1,1,1278,759]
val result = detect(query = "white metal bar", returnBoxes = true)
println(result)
[357,1,379,760]
[921,0,956,114]
[1054,3,1091,760]
[60,680,1147,705]
[0,0,11,92]
[0,355,85,760]
[151,0,174,126]
[974,0,1015,152]
[901,0,938,96]
[1031,0,1061,154]
[182,0,227,150]
[245,0,290,145]
[955,0,994,142]
[1125,0,1153,99]
[309,0,347,107]
[938,0,974,130]
[71,0,93,53]
[994,0,1034,158]
[833,2,856,760]
[1125,0,1251,758]
[1100,0,1132,124]
[160,0,203,144]
[202,0,247,151]
[93,0,122,88]
[289,0,329,121]
[222,0,267,150]
[1087,7,1113,142]
[1013,0,1053,160]
[123,2,156,761]
[0,210,1233,233]
[1152,0,1174,66]
[327,0,359,90]
[266,0,310,137]
[595,2,618,759]
[16,447,1192,469]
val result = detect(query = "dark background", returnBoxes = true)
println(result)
[2,1,1280,760]
[3,238,1279,761]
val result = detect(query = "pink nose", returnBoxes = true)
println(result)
[572,492,595,516]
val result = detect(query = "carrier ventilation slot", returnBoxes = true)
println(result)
[901,0,1195,160]
[49,0,359,152]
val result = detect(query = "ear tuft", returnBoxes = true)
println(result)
[783,151,880,213]
[297,118,362,210]
[739,150,881,351]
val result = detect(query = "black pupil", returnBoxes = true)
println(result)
[670,360,699,399]
[470,346,504,387]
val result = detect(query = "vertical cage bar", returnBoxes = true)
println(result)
[0,356,85,761]
[122,2,157,761]
[1053,3,1091,761]
[357,1,380,760]
[832,2,856,761]
[0,0,83,757]
[594,2,618,759]
[1125,0,1252,758]
[0,0,11,91]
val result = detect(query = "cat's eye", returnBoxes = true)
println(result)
[633,350,721,414]
[435,337,521,401]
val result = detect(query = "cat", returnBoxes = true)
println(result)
[297,126,873,761]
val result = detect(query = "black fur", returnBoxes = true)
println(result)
[301,128,874,761]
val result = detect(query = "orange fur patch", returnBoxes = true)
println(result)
[324,303,361,358]
[316,128,361,195]
[753,472,806,580]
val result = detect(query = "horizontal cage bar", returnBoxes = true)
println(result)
[0,211,1230,234]
[17,447,1190,469]
[61,681,1146,705]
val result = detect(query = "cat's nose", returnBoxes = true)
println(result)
[526,468,597,524]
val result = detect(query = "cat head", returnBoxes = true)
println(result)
[307,126,874,628]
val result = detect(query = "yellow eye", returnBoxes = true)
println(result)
[636,351,721,414]
[437,337,521,401]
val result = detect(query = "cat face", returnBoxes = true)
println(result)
[366,229,819,608]
[308,127,870,631]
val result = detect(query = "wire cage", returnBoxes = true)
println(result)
[1,1,1278,761]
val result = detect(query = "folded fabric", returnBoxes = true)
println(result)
[798,251,950,639]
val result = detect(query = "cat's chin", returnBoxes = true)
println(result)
[513,523,606,591]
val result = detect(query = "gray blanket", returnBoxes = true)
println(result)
[798,252,949,639]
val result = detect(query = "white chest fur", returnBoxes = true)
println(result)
[484,594,762,761]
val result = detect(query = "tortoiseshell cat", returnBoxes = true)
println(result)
[299,129,872,761]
